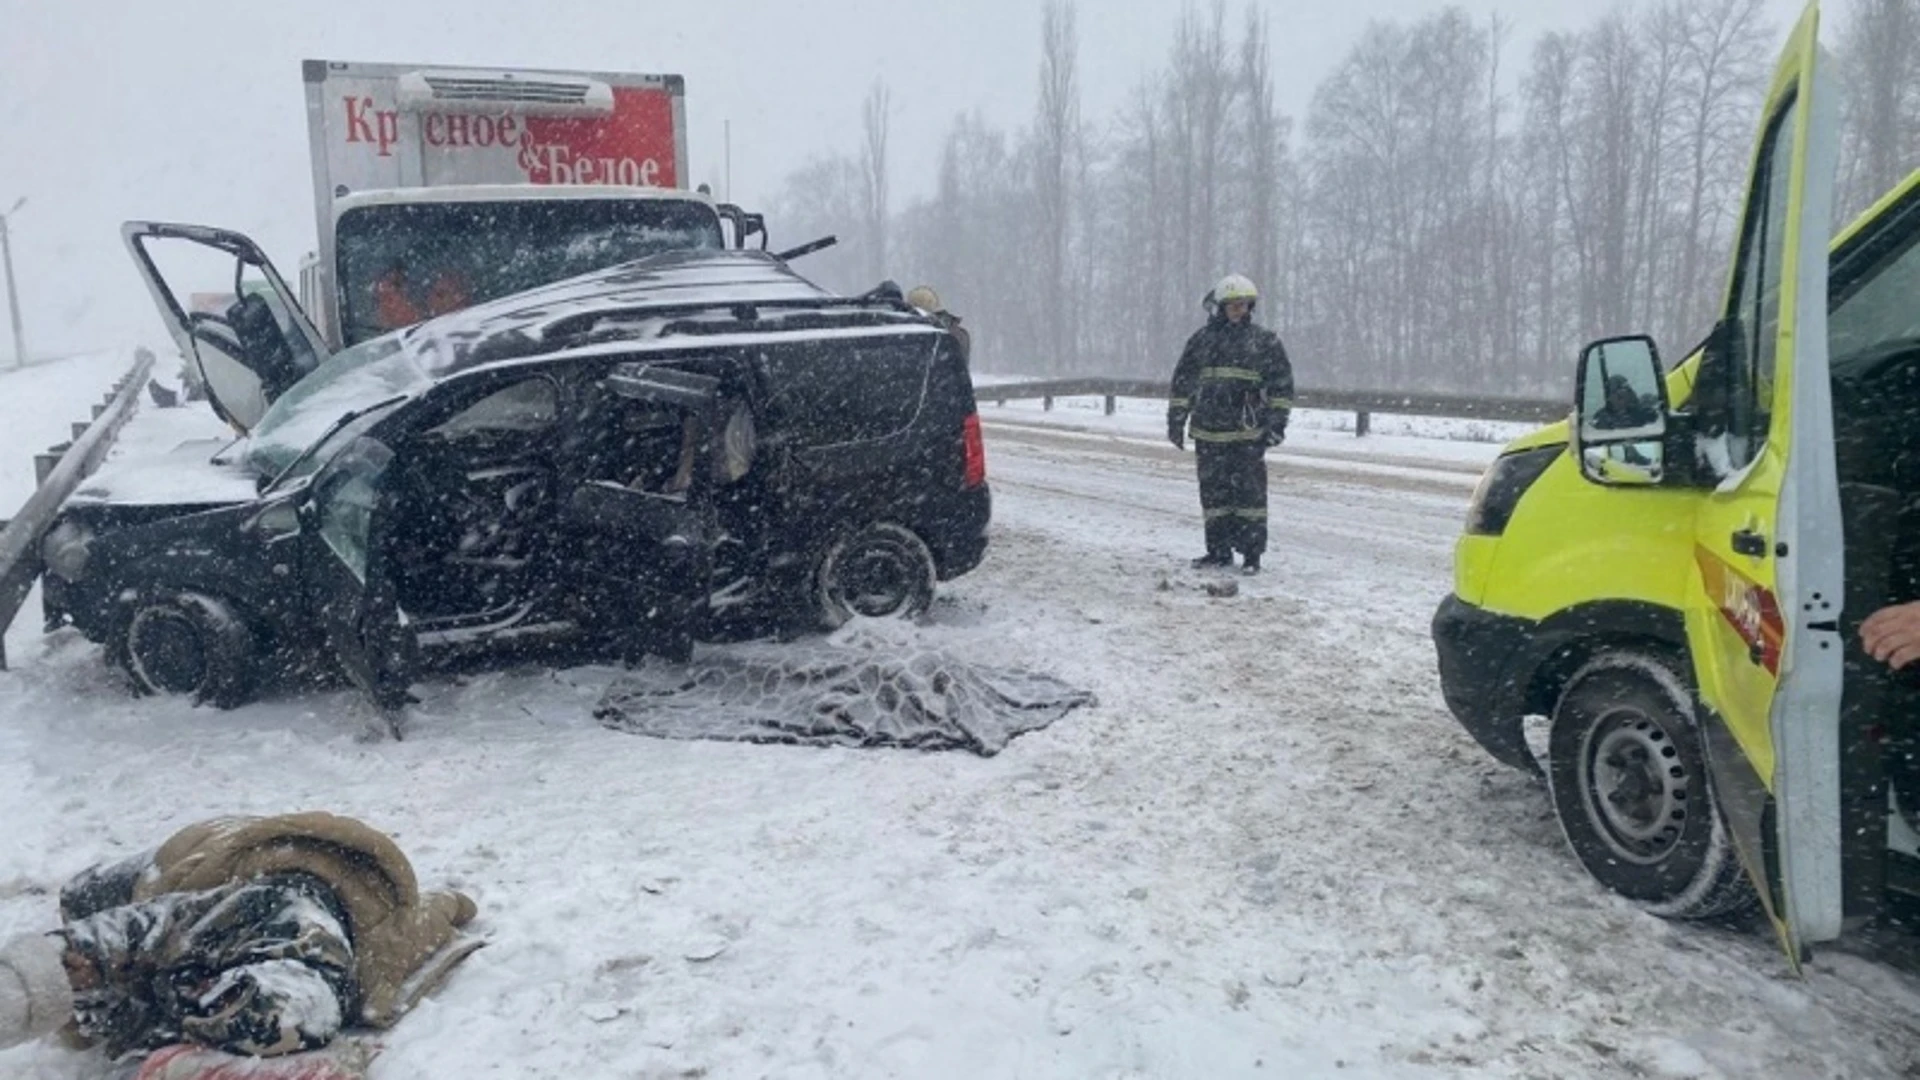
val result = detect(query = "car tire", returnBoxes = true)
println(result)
[122,591,258,709]
[814,522,937,629]
[1545,651,1756,920]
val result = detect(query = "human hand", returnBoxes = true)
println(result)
[1862,601,1920,670]
[1265,426,1286,448]
[1168,420,1186,450]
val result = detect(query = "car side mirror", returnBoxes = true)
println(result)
[1574,334,1669,488]
[284,494,317,529]
[246,499,304,542]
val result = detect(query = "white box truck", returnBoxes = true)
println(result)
[298,59,764,349]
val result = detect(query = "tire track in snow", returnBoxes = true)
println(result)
[973,421,1920,1076]
[985,413,1493,478]
[984,425,1462,581]
[985,418,1485,496]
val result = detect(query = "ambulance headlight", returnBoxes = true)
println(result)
[1466,446,1561,537]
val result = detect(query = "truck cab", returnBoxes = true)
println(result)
[296,60,773,351]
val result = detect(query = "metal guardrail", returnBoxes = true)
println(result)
[0,347,155,667]
[978,377,1568,435]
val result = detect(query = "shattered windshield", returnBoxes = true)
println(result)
[264,398,404,492]
[242,334,425,482]
[334,198,725,345]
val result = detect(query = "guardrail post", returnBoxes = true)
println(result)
[35,443,69,486]
[0,349,157,669]
[975,377,1564,430]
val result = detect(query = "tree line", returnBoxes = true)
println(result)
[769,0,1920,397]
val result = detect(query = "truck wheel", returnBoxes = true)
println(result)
[122,591,259,709]
[814,522,937,628]
[1546,651,1756,920]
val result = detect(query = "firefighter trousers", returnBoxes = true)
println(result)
[1195,440,1268,558]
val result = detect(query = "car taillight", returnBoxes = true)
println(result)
[962,412,986,488]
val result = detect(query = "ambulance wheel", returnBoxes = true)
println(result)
[1546,651,1756,920]
[121,590,259,709]
[814,522,936,628]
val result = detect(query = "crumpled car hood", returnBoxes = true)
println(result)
[69,437,258,508]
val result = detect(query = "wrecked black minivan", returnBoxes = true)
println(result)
[42,225,990,712]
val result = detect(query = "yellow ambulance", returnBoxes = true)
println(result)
[1433,3,1920,964]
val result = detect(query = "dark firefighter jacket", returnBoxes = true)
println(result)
[1167,317,1294,445]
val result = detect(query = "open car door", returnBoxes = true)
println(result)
[301,434,419,725]
[123,222,329,434]
[561,363,720,663]
[1684,3,1843,964]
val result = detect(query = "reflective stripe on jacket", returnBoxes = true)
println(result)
[1167,318,1294,440]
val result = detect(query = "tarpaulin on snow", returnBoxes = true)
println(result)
[593,625,1095,756]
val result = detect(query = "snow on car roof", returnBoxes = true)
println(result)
[237,249,940,477]
[397,247,932,379]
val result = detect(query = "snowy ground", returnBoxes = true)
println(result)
[0,350,151,510]
[970,373,1546,460]
[2,355,1919,1078]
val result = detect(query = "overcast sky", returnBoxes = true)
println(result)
[1,0,1813,355]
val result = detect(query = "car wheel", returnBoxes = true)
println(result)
[814,522,937,628]
[1546,651,1756,920]
[122,591,258,709]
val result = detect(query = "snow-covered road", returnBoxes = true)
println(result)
[2,382,1919,1078]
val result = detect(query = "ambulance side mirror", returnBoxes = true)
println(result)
[1574,335,1669,488]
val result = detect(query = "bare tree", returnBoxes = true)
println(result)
[1672,0,1771,344]
[1577,14,1644,337]
[861,79,892,283]
[1633,4,1686,339]
[1036,0,1080,372]
[774,0,1855,399]
[930,111,1024,369]
[1480,12,1522,378]
[1303,11,1491,385]
[1522,31,1579,376]
[1837,0,1920,218]
[1133,81,1172,372]
[1239,7,1281,307]
[1188,2,1237,286]
[769,152,866,294]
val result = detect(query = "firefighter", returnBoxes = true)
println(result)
[1167,274,1294,575]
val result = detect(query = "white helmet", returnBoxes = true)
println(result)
[1212,274,1258,305]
